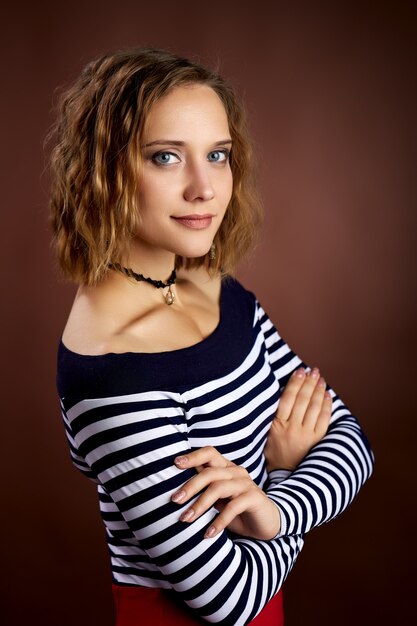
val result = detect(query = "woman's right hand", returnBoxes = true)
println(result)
[171,447,282,540]
[264,367,332,472]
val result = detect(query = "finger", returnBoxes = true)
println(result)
[314,390,332,438]
[289,368,321,424]
[275,368,306,422]
[302,376,326,429]
[174,446,231,470]
[204,494,254,537]
[203,489,265,538]
[171,465,245,504]
[178,477,253,523]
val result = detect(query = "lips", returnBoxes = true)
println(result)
[172,214,214,230]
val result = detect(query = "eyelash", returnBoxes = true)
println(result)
[207,149,230,163]
[151,149,231,166]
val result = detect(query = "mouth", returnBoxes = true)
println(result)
[171,214,215,230]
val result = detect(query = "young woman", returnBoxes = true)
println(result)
[50,48,374,626]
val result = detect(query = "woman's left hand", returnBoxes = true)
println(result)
[171,446,280,540]
[264,367,332,472]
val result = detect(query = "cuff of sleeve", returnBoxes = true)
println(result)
[268,469,292,484]
[266,470,292,538]
[269,499,288,539]
[265,470,292,538]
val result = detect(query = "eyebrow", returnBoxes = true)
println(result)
[142,139,233,148]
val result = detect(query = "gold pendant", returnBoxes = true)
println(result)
[165,285,175,305]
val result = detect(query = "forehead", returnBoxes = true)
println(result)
[143,84,230,139]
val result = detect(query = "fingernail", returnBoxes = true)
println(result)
[295,368,305,378]
[318,377,326,388]
[175,456,188,467]
[310,368,319,379]
[180,509,194,522]
[325,391,332,400]
[171,490,186,503]
[204,525,217,538]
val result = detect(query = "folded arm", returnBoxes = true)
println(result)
[257,302,375,537]
[61,391,303,626]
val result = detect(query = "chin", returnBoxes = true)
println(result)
[173,241,212,260]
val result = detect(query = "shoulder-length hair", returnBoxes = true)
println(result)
[48,48,263,285]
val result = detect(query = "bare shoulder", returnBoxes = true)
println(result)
[61,283,116,355]
[61,267,222,356]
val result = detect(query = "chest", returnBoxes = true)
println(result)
[174,344,281,478]
[125,300,221,353]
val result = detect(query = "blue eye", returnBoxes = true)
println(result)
[208,150,229,163]
[152,152,180,166]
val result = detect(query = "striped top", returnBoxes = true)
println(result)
[57,278,374,626]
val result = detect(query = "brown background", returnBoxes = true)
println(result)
[1,1,416,625]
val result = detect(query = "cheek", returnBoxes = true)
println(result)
[222,170,234,205]
[138,176,170,210]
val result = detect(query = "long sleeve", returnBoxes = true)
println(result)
[256,302,375,537]
[61,390,303,626]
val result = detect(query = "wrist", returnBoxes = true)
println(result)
[263,498,281,539]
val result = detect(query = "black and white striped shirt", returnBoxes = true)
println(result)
[57,278,374,626]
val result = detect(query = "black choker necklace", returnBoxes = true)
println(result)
[111,263,176,305]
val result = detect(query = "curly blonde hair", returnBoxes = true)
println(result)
[48,48,263,285]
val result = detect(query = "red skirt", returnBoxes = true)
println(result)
[112,585,284,625]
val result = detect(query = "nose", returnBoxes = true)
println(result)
[183,161,215,202]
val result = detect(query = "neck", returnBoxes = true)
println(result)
[123,237,176,281]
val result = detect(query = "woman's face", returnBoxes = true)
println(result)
[136,84,233,259]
